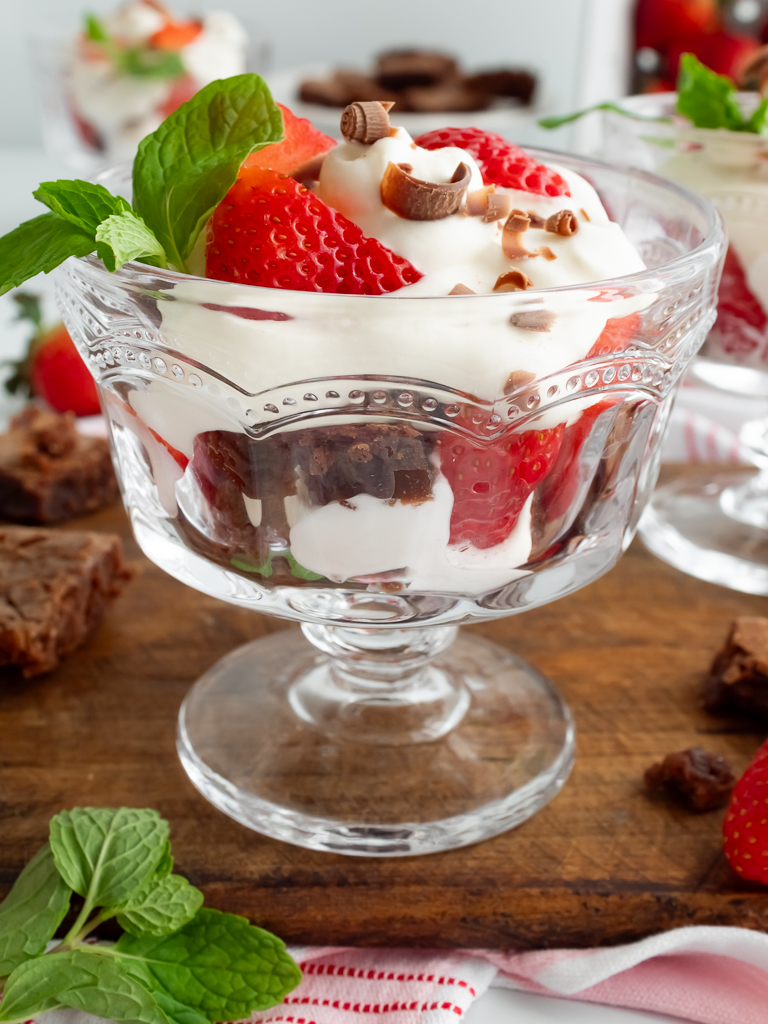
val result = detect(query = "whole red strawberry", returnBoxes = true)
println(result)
[723,740,768,883]
[415,127,570,197]
[712,246,767,358]
[438,425,564,549]
[207,167,422,294]
[5,293,100,417]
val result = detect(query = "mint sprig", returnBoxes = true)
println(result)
[541,52,768,136]
[0,75,284,295]
[0,806,301,1024]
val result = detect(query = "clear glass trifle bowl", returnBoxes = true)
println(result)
[55,151,723,856]
[604,94,768,594]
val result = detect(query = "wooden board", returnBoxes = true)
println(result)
[2,464,768,950]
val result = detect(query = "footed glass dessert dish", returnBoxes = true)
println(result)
[604,95,768,594]
[57,151,723,855]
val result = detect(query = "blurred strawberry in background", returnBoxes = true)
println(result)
[634,0,764,91]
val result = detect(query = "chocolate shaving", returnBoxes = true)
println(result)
[502,208,538,259]
[545,209,579,236]
[580,207,591,222]
[291,152,328,184]
[484,192,512,223]
[340,100,395,144]
[539,246,557,261]
[449,283,476,295]
[381,161,471,220]
[527,210,545,228]
[505,369,536,392]
[509,310,556,332]
[466,185,494,216]
[494,270,532,292]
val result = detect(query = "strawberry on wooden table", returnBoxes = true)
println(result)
[206,167,423,293]
[723,739,768,883]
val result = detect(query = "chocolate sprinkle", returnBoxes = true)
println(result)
[381,161,471,220]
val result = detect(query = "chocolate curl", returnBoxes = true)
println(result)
[381,161,471,220]
[545,209,579,236]
[494,270,532,292]
[340,100,395,144]
[505,369,536,392]
[527,210,545,228]
[449,283,476,295]
[539,246,557,261]
[502,208,538,259]
[466,185,494,216]
[484,192,513,223]
[580,207,591,222]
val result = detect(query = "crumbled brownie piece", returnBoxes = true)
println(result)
[464,69,537,104]
[644,747,736,811]
[375,50,459,91]
[291,423,435,505]
[0,525,133,677]
[0,407,119,524]
[706,617,768,718]
[401,84,489,113]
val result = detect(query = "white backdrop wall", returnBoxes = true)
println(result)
[0,0,634,150]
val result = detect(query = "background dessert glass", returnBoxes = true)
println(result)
[603,94,768,595]
[55,152,723,856]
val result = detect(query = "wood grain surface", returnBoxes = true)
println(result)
[2,465,768,950]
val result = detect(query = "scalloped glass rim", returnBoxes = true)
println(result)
[83,144,725,300]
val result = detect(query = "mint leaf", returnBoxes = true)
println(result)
[50,807,169,910]
[155,840,174,878]
[33,179,130,235]
[0,843,71,976]
[676,52,745,130]
[115,874,203,937]
[115,907,302,1020]
[132,74,283,271]
[95,212,168,272]
[0,213,94,296]
[746,96,768,135]
[539,101,671,129]
[150,991,209,1024]
[0,951,168,1024]
[285,552,324,581]
[231,554,273,577]
[119,48,185,80]
[11,291,43,330]
[85,13,108,42]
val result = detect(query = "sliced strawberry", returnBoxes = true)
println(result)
[242,104,335,174]
[150,19,202,50]
[712,245,767,357]
[158,72,198,119]
[29,324,101,417]
[587,312,642,359]
[438,425,564,549]
[206,167,423,294]
[415,127,570,197]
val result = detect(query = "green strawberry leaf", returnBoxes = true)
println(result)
[0,213,95,296]
[114,907,302,1021]
[115,874,203,937]
[0,950,169,1024]
[676,52,746,131]
[33,179,130,235]
[132,74,284,272]
[50,807,169,910]
[0,843,71,977]
[95,211,168,272]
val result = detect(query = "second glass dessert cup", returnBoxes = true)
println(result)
[56,152,723,855]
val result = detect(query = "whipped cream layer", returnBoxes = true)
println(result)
[315,128,646,296]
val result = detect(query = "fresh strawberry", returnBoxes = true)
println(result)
[712,245,767,357]
[158,72,198,119]
[242,104,335,174]
[635,0,718,51]
[206,167,422,293]
[666,30,759,82]
[587,312,642,359]
[415,127,570,197]
[723,740,768,883]
[150,19,202,50]
[5,293,100,417]
[438,425,564,549]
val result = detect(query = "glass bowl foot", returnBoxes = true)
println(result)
[639,469,768,595]
[177,628,575,856]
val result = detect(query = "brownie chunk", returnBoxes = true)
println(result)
[706,617,768,718]
[291,423,435,505]
[0,407,119,524]
[375,50,458,91]
[644,747,735,811]
[465,69,537,104]
[0,525,133,677]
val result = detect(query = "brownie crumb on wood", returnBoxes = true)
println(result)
[0,525,133,677]
[644,746,736,811]
[0,406,119,524]
[706,617,768,718]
